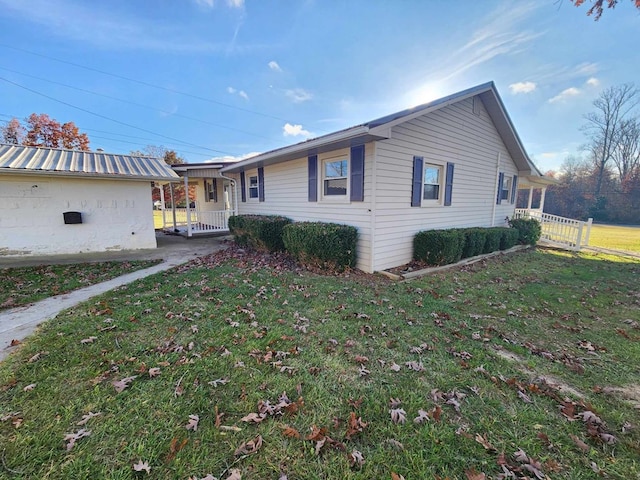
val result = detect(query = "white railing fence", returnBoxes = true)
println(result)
[514,209,592,251]
[162,208,233,234]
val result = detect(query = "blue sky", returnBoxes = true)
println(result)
[0,0,638,172]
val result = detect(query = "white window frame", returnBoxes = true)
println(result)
[421,160,445,207]
[247,171,259,201]
[501,175,512,203]
[320,151,350,202]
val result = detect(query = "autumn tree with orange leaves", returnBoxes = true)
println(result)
[2,114,90,150]
[571,0,640,20]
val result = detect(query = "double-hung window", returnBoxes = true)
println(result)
[323,158,348,197]
[248,175,259,199]
[423,164,442,201]
[501,176,512,202]
[496,172,518,205]
[411,156,454,207]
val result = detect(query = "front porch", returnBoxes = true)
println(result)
[157,162,238,237]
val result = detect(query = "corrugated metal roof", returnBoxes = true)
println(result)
[0,144,180,181]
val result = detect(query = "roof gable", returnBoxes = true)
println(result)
[222,82,541,176]
[0,144,180,181]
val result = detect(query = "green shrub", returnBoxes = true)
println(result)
[498,227,520,250]
[508,218,542,245]
[461,228,487,258]
[483,228,503,254]
[413,229,465,266]
[282,222,358,270]
[227,215,292,252]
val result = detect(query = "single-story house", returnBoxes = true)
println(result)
[0,144,180,257]
[219,81,550,273]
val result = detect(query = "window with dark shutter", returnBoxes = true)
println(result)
[308,155,318,202]
[350,145,365,202]
[258,167,265,202]
[240,171,246,202]
[411,156,423,207]
[444,162,454,206]
[496,172,504,205]
[511,175,518,205]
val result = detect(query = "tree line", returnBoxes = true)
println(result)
[540,84,640,224]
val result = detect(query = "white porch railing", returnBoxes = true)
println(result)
[162,208,233,235]
[514,209,592,251]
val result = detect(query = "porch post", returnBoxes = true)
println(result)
[170,183,178,232]
[184,175,192,237]
[160,184,166,229]
[527,186,533,210]
[539,187,547,212]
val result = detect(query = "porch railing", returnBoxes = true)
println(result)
[514,209,592,251]
[162,208,233,234]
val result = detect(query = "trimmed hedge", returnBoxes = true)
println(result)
[483,228,503,254]
[508,218,542,245]
[282,222,358,270]
[498,227,520,250]
[228,214,292,252]
[461,228,487,258]
[413,229,465,266]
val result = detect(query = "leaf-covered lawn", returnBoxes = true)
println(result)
[0,260,161,310]
[1,247,639,479]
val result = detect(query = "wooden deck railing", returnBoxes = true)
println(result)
[514,209,592,251]
[162,208,233,234]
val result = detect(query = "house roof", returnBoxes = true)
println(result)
[0,144,180,181]
[222,82,542,176]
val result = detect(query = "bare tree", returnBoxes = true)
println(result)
[611,117,640,182]
[1,118,25,144]
[582,83,639,197]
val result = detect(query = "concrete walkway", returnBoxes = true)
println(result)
[0,233,230,361]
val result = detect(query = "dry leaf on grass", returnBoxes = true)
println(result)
[345,412,367,439]
[234,435,263,456]
[570,434,590,453]
[23,383,36,391]
[282,426,301,438]
[413,409,430,424]
[240,412,266,424]
[391,473,406,480]
[132,460,151,473]
[475,433,496,452]
[77,411,101,426]
[185,414,199,431]
[64,429,91,451]
[148,367,161,378]
[112,375,138,393]
[390,408,407,424]
[465,468,486,480]
[226,469,242,480]
[348,449,365,468]
[80,336,97,344]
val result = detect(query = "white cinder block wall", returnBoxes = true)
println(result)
[0,175,157,256]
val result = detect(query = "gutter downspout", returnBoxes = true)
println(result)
[219,174,237,228]
[184,174,192,237]
[170,183,178,232]
[491,152,501,227]
[369,142,377,274]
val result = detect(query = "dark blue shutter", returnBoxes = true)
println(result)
[203,180,209,202]
[212,178,218,202]
[411,156,423,207]
[444,162,454,206]
[511,175,518,205]
[258,167,265,202]
[308,155,318,202]
[496,172,504,205]
[240,171,246,203]
[350,145,365,202]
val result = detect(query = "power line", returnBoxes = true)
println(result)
[0,43,290,123]
[0,76,234,155]
[0,66,273,140]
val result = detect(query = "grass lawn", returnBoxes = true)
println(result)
[0,260,161,311]
[1,247,639,479]
[154,210,165,230]
[588,223,640,253]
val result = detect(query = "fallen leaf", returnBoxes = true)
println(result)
[570,434,590,453]
[390,408,407,424]
[64,428,91,451]
[23,383,36,391]
[77,411,101,426]
[240,412,266,424]
[389,397,402,408]
[185,414,199,431]
[348,449,365,468]
[80,336,97,344]
[345,412,367,439]
[413,409,430,424]
[112,375,138,393]
[234,435,263,456]
[10,339,21,346]
[465,468,486,480]
[282,426,301,438]
[226,469,241,480]
[475,433,496,452]
[148,367,161,378]
[391,473,406,480]
[133,460,151,473]
[389,362,401,372]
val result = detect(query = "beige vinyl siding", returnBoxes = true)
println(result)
[235,146,374,272]
[372,96,519,271]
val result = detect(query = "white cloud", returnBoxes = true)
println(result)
[586,77,600,87]
[268,61,282,72]
[548,87,581,104]
[227,86,249,100]
[194,0,244,8]
[509,81,537,94]
[205,151,261,163]
[285,88,313,103]
[283,123,312,138]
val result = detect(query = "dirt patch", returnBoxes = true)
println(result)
[491,346,586,399]
[602,384,640,409]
